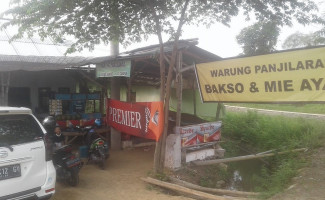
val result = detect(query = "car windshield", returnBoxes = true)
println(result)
[0,114,44,146]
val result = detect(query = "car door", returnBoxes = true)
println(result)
[0,114,47,197]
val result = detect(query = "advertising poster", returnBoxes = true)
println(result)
[106,99,164,141]
[175,121,222,147]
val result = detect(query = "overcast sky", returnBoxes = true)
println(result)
[0,0,324,58]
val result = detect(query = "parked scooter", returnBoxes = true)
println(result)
[42,116,83,186]
[85,128,109,170]
[52,144,83,186]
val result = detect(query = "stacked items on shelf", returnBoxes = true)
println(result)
[49,100,62,115]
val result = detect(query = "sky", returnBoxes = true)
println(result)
[0,0,324,58]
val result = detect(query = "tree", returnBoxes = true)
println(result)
[2,0,322,173]
[236,22,280,56]
[282,31,325,49]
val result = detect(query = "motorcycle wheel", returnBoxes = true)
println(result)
[99,151,107,170]
[67,168,79,186]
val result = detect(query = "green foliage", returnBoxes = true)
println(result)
[221,112,325,197]
[282,31,325,49]
[254,158,305,198]
[236,22,280,56]
[0,0,322,54]
[282,13,325,50]
[227,103,325,115]
[154,172,169,182]
[223,111,324,152]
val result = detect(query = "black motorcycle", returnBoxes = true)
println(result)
[52,145,83,186]
[85,128,109,170]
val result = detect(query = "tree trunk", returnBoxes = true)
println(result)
[152,0,190,173]
[151,3,166,174]
[110,41,122,150]
[157,0,190,172]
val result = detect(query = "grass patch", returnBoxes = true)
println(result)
[226,103,325,114]
[221,111,325,198]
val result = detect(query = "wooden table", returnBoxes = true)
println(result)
[62,131,86,145]
[62,127,111,145]
[94,127,110,142]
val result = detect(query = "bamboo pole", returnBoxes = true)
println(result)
[168,176,259,198]
[141,177,247,200]
[193,148,307,166]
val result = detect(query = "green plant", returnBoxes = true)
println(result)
[220,111,325,197]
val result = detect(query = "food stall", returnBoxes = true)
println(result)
[49,92,110,144]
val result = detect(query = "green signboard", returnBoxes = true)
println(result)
[96,60,131,77]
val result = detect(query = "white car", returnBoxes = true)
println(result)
[0,107,56,200]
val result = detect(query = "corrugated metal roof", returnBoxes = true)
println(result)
[87,38,221,65]
[0,20,93,71]
[0,55,92,71]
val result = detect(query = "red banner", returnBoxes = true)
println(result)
[106,99,164,141]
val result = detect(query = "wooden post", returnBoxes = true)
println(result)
[175,52,183,127]
[127,64,133,102]
[216,103,222,121]
[193,76,197,116]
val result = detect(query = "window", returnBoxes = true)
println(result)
[0,115,43,146]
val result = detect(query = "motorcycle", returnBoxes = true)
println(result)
[85,128,109,170]
[42,116,83,186]
[52,144,83,186]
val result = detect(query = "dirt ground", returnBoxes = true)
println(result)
[52,104,325,200]
[51,144,325,200]
[52,147,193,200]
[270,146,325,200]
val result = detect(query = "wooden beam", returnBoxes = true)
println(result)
[180,64,194,73]
[193,148,308,166]
[141,177,245,200]
[169,177,259,198]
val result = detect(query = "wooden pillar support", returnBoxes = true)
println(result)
[193,76,197,116]
[175,52,183,127]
